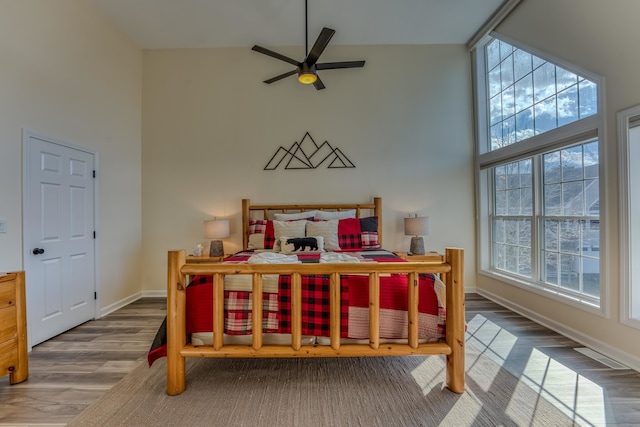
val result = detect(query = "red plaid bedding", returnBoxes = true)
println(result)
[148,250,446,366]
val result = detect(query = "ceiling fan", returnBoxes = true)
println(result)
[251,0,365,90]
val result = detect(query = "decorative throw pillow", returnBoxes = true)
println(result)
[306,219,340,251]
[314,209,357,220]
[360,231,380,249]
[249,218,268,235]
[279,236,325,254]
[247,219,275,250]
[248,233,267,250]
[274,211,317,220]
[337,217,381,250]
[273,220,307,251]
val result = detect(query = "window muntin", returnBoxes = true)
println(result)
[541,141,600,298]
[492,159,533,278]
[486,39,598,151]
[543,141,599,217]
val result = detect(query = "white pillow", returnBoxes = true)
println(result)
[273,220,307,251]
[314,209,356,220]
[306,220,340,251]
[274,211,317,220]
[248,233,266,250]
[279,236,325,254]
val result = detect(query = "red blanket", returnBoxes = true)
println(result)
[148,250,446,366]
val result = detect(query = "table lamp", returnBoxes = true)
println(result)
[204,218,230,257]
[404,216,431,255]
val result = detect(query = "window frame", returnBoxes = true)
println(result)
[618,104,640,330]
[474,32,607,316]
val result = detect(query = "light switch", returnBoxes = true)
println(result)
[0,219,6,233]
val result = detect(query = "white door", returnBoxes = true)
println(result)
[24,132,96,347]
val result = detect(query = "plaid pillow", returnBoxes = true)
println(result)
[249,219,268,235]
[361,231,380,249]
[248,219,275,250]
[337,217,380,250]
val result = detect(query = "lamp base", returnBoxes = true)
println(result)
[209,240,224,257]
[409,236,425,255]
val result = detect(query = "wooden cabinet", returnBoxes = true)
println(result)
[0,271,28,384]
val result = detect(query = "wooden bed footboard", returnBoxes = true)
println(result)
[166,248,465,395]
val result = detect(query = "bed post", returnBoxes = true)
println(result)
[242,199,250,250]
[373,197,382,245]
[445,247,465,393]
[167,250,187,395]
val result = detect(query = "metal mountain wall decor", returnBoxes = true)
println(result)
[264,132,356,171]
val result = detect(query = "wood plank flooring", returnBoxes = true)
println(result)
[1,294,639,426]
[0,298,166,426]
[465,293,640,426]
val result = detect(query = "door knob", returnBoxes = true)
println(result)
[32,248,45,255]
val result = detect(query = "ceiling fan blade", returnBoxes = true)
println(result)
[313,75,326,90]
[305,27,335,66]
[316,61,366,70]
[252,45,300,67]
[263,69,298,84]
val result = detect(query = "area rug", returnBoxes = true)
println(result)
[68,344,573,426]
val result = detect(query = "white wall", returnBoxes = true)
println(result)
[141,44,476,291]
[0,0,142,307]
[477,0,640,368]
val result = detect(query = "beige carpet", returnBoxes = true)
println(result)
[68,345,573,427]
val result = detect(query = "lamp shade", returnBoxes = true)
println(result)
[203,219,230,239]
[404,216,431,236]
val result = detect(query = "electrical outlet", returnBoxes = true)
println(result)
[0,219,6,233]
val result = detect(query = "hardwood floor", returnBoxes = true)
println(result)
[465,293,640,426]
[0,298,166,426]
[1,294,639,426]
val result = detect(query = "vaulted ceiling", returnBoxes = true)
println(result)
[89,0,504,49]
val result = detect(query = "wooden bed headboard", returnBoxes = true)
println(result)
[242,197,382,250]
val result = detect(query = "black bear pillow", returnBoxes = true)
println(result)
[279,236,325,254]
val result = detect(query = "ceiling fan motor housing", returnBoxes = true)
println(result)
[298,62,317,84]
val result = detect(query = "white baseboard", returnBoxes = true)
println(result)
[143,290,167,298]
[99,291,143,318]
[99,290,166,318]
[477,288,640,373]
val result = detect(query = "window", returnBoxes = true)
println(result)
[486,39,597,151]
[476,35,603,309]
[492,160,532,277]
[540,142,600,298]
[618,105,640,329]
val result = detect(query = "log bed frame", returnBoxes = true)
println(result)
[166,198,465,395]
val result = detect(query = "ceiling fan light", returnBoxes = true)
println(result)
[298,72,317,84]
[298,62,317,84]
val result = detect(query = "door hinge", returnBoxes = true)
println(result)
[94,292,97,300]
[93,170,96,178]
[93,231,96,239]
